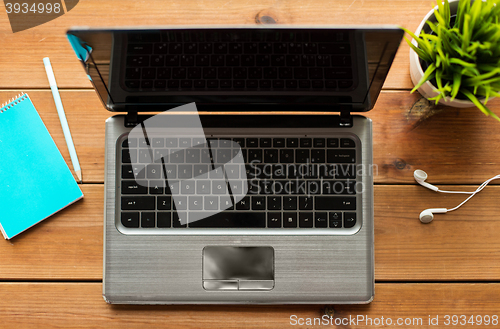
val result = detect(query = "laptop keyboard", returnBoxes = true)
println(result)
[119,135,359,231]
[123,30,354,91]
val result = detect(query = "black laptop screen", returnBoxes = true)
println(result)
[67,27,402,112]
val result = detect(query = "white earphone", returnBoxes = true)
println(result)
[414,169,500,223]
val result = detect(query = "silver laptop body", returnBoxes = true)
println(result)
[67,26,402,304]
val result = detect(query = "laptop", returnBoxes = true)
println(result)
[67,26,402,304]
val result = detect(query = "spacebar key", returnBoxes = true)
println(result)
[189,212,266,228]
[315,196,356,210]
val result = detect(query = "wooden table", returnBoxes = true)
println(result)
[1,1,500,328]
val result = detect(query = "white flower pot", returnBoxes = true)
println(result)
[409,0,477,108]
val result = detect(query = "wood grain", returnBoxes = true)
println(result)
[0,185,103,280]
[0,0,444,90]
[1,185,499,281]
[2,90,498,185]
[0,282,499,328]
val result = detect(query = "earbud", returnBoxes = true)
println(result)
[413,169,439,192]
[419,208,448,224]
[415,169,500,224]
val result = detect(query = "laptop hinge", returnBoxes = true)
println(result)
[125,111,139,127]
[339,111,353,127]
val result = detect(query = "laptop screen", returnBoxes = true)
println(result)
[67,27,402,112]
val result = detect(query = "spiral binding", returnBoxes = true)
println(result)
[0,92,27,113]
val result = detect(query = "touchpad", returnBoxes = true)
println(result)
[203,246,274,291]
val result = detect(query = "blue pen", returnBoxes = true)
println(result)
[43,57,82,183]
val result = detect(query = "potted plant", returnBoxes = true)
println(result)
[404,0,500,120]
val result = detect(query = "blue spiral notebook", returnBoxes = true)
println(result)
[0,93,83,239]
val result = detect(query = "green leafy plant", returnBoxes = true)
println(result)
[403,0,500,120]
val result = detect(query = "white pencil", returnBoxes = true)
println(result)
[43,57,82,183]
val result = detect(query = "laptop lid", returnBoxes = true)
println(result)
[67,26,402,113]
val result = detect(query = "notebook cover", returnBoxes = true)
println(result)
[0,93,83,239]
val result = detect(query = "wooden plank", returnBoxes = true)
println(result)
[0,185,103,280]
[0,0,442,90]
[370,93,500,184]
[1,90,499,185]
[375,185,500,282]
[1,185,499,281]
[0,282,499,328]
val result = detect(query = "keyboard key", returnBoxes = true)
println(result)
[121,180,148,194]
[299,80,310,89]
[267,196,282,210]
[149,180,165,194]
[327,149,356,163]
[299,212,314,228]
[141,212,156,228]
[122,165,135,179]
[196,180,211,194]
[236,196,251,210]
[173,196,188,210]
[299,196,313,210]
[279,149,294,163]
[300,138,312,147]
[178,165,193,179]
[157,196,171,210]
[338,80,354,89]
[259,138,271,147]
[252,196,266,210]
[287,165,301,179]
[344,212,356,228]
[273,138,285,147]
[157,212,171,228]
[172,212,187,228]
[336,164,356,179]
[340,138,356,148]
[122,149,136,163]
[323,180,355,195]
[189,196,203,210]
[170,149,185,163]
[246,138,258,147]
[193,165,210,178]
[259,80,271,88]
[313,138,325,147]
[220,196,233,210]
[314,212,328,228]
[204,196,218,211]
[121,212,139,228]
[315,196,356,210]
[167,180,180,195]
[212,180,228,194]
[147,164,162,178]
[181,180,196,194]
[259,179,273,193]
[325,80,337,89]
[286,138,299,148]
[329,219,342,228]
[295,149,310,163]
[267,213,282,228]
[283,196,297,210]
[264,149,279,163]
[163,165,176,179]
[248,149,263,163]
[125,68,141,79]
[127,55,149,67]
[121,196,155,210]
[272,164,287,179]
[327,138,339,147]
[283,213,297,228]
[329,212,342,228]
